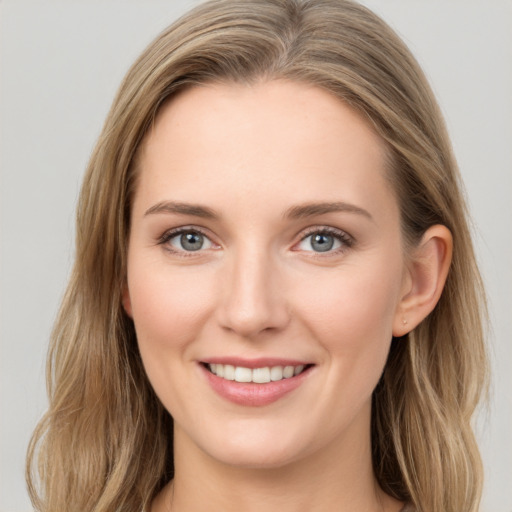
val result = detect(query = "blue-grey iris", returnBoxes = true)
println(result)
[181,232,204,251]
[311,233,334,252]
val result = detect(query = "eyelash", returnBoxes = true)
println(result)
[157,226,354,256]
[296,226,354,256]
[158,226,216,257]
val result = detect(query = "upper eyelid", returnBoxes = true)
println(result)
[300,225,347,235]
[297,225,353,241]
[160,225,212,239]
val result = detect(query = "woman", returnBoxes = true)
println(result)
[26,1,488,511]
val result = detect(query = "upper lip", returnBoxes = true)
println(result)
[200,357,313,369]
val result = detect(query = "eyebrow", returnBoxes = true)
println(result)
[144,201,218,219]
[283,201,373,221]
[144,200,372,222]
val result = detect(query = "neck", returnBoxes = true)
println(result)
[152,420,403,512]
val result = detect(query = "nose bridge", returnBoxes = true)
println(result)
[218,240,288,337]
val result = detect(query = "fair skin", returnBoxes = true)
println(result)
[123,80,452,512]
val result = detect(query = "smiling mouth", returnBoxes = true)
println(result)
[204,363,312,383]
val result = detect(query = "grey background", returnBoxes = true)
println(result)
[1,1,511,510]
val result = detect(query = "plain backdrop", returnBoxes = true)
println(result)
[1,1,511,511]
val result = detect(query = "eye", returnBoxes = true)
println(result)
[296,228,352,254]
[160,228,215,253]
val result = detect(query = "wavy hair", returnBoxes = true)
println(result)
[27,1,488,511]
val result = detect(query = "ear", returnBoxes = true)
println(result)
[122,282,133,318]
[393,225,453,336]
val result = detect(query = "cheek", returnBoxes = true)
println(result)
[127,262,216,353]
[127,262,219,414]
[294,259,402,361]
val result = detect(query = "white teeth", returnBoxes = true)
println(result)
[224,364,235,381]
[270,366,283,381]
[252,367,271,383]
[234,366,252,382]
[283,366,295,378]
[294,365,305,376]
[208,363,307,383]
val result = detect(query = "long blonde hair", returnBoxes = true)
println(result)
[27,1,488,511]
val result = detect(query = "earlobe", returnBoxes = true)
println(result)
[393,225,453,336]
[122,283,133,318]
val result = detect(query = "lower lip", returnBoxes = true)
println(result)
[201,365,312,407]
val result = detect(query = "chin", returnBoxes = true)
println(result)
[179,420,313,470]
[208,443,303,470]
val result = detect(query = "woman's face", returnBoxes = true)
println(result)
[124,80,410,469]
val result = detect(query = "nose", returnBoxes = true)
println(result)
[217,246,290,338]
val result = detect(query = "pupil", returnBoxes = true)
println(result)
[312,233,334,252]
[181,232,203,251]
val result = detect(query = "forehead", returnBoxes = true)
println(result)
[134,80,397,223]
